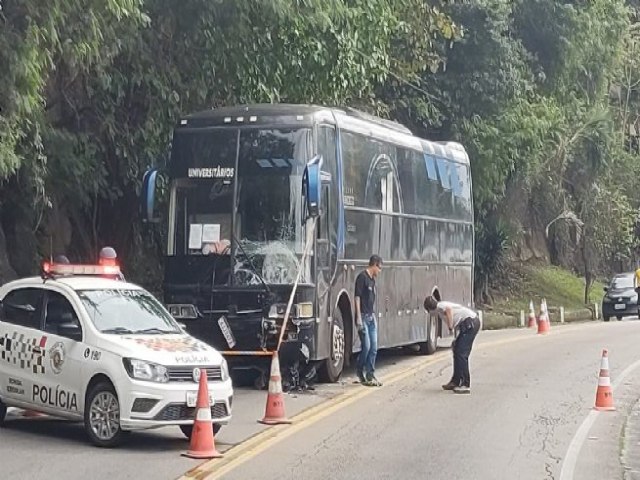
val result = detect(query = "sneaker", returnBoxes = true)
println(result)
[441,382,458,391]
[367,375,383,387]
[357,370,367,384]
[453,386,471,394]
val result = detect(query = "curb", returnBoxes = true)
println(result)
[481,308,595,331]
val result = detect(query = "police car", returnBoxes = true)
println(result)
[0,261,233,447]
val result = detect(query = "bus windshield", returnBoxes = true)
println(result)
[169,127,313,286]
[234,127,313,285]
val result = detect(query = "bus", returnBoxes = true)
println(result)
[141,104,474,383]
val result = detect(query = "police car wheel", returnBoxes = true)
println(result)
[179,423,222,439]
[84,382,124,448]
[0,400,6,426]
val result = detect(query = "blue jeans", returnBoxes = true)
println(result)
[452,317,481,387]
[357,314,378,378]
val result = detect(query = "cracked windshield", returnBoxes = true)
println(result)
[171,127,313,286]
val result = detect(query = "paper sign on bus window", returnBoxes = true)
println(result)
[423,154,438,181]
[188,224,203,250]
[436,157,451,190]
[202,224,221,243]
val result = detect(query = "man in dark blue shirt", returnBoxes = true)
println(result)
[354,255,383,386]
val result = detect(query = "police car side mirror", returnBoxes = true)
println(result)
[58,322,82,342]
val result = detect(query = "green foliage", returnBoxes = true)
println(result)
[475,218,510,303]
[0,0,459,279]
[1,0,640,301]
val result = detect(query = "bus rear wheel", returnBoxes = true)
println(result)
[417,314,438,355]
[318,310,345,382]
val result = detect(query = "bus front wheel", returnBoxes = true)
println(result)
[318,310,346,382]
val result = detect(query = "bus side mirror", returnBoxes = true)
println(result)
[302,155,323,220]
[141,168,160,223]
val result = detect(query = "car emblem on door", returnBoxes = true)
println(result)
[49,342,66,375]
[192,367,202,383]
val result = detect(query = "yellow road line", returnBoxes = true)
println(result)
[179,321,595,480]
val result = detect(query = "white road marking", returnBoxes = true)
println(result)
[559,357,640,480]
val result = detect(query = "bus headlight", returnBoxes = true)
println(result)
[268,302,314,319]
[294,302,313,319]
[167,304,199,319]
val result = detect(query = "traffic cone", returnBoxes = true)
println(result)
[528,300,537,328]
[594,349,615,411]
[544,299,552,330]
[537,298,550,335]
[182,369,223,459]
[258,352,292,425]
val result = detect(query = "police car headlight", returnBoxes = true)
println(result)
[220,358,229,382]
[123,358,169,383]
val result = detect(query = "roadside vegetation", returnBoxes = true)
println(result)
[492,265,606,313]
[2,1,640,303]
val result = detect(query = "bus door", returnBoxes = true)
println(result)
[317,183,333,319]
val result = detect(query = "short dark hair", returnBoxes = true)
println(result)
[423,295,438,311]
[369,255,383,267]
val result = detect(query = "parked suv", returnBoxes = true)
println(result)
[602,272,638,322]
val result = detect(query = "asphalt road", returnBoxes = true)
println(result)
[2,320,640,480]
[0,370,341,480]
[211,320,640,480]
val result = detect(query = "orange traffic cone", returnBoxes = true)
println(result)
[544,299,552,330]
[594,349,615,411]
[537,298,550,335]
[183,369,223,459]
[259,352,292,425]
[528,300,537,328]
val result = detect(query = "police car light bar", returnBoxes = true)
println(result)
[42,261,121,277]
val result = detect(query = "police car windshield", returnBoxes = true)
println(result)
[77,289,181,334]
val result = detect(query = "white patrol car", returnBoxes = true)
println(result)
[0,262,233,447]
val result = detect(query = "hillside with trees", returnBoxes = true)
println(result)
[2,0,640,304]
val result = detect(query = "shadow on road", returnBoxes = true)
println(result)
[2,416,190,451]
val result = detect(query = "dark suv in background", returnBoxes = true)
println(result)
[602,272,638,321]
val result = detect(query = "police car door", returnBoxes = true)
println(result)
[33,289,85,417]
[0,287,45,408]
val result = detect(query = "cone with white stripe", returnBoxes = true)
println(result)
[594,349,615,411]
[259,352,292,425]
[183,369,223,459]
[528,300,537,328]
[537,298,550,334]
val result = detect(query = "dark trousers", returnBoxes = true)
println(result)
[451,317,481,387]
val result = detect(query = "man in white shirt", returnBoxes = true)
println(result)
[423,296,481,394]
